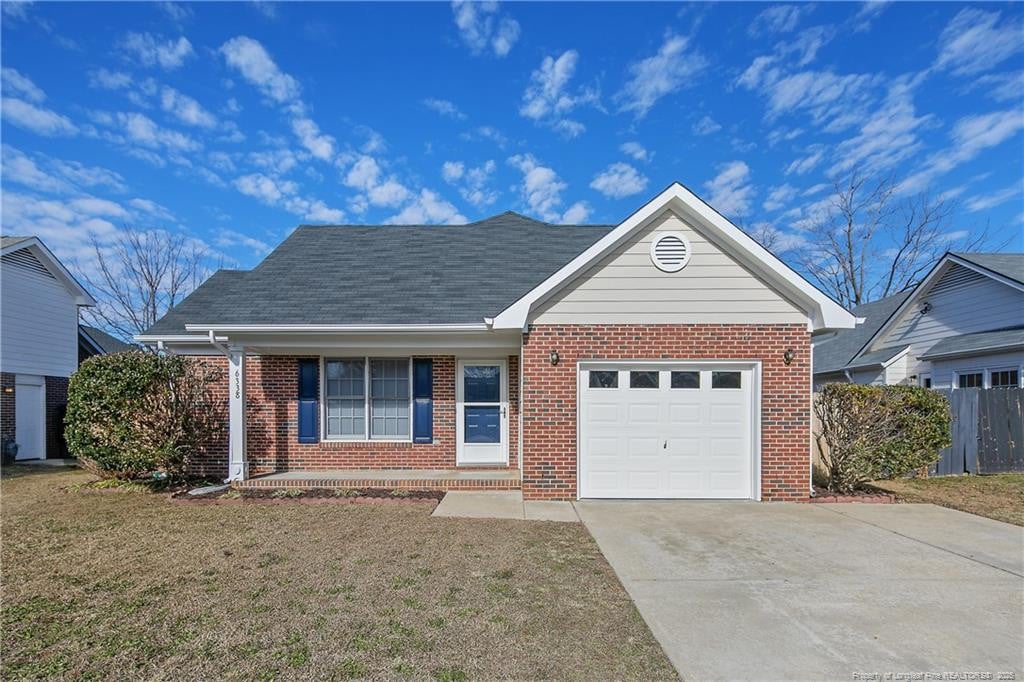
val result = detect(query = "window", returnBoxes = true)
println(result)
[325,359,365,438]
[989,368,1020,388]
[589,371,618,388]
[918,374,932,389]
[712,371,742,389]
[671,371,700,389]
[324,358,410,439]
[957,372,983,389]
[629,371,659,388]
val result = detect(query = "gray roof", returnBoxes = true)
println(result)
[813,291,912,374]
[919,327,1024,360]
[147,212,613,334]
[952,252,1024,285]
[79,325,135,354]
[1,235,33,249]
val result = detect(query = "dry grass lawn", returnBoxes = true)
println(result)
[871,473,1024,526]
[1,467,677,680]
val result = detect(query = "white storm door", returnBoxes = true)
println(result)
[14,375,45,460]
[456,360,508,465]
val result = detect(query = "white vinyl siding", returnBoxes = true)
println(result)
[870,262,1024,381]
[0,248,80,377]
[530,209,807,325]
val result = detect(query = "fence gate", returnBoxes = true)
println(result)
[931,388,1023,475]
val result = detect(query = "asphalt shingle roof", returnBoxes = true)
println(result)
[1,236,33,249]
[79,325,136,354]
[146,212,613,334]
[919,327,1024,360]
[813,291,912,375]
[952,252,1024,285]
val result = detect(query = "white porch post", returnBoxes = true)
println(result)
[227,345,248,481]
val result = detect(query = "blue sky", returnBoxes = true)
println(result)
[1,1,1022,276]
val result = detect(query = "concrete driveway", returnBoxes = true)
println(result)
[575,501,1024,681]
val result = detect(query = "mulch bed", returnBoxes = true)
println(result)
[171,486,445,506]
[810,485,896,504]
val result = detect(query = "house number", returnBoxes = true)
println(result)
[233,369,241,399]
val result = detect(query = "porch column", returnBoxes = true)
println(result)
[227,345,248,481]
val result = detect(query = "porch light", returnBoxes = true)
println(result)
[783,348,795,365]
[549,349,560,366]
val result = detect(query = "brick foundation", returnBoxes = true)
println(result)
[192,354,521,478]
[0,373,14,446]
[520,324,812,502]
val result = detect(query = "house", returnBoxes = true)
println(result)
[1,236,96,460]
[79,324,134,363]
[814,252,1024,390]
[138,184,855,501]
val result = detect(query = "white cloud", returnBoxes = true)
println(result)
[441,161,464,183]
[120,32,194,70]
[692,115,721,136]
[386,189,467,225]
[1,68,45,102]
[219,35,300,103]
[785,144,826,175]
[1,98,78,136]
[935,8,1023,77]
[561,201,591,224]
[619,142,651,162]
[461,125,508,149]
[965,185,1020,213]
[850,1,889,33]
[749,222,809,252]
[442,159,498,208]
[234,172,343,222]
[423,97,466,120]
[970,71,1024,103]
[160,87,217,128]
[158,2,193,23]
[748,5,812,36]
[128,198,175,221]
[216,228,271,255]
[2,145,127,195]
[616,34,707,118]
[234,172,290,203]
[87,68,133,90]
[520,50,598,137]
[507,154,585,223]
[704,161,755,217]
[344,155,382,191]
[590,162,648,199]
[291,117,335,161]
[115,111,200,152]
[451,0,520,57]
[763,184,798,212]
[776,25,835,67]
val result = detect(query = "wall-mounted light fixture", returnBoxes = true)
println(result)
[549,349,560,366]
[783,348,795,366]
[920,301,932,315]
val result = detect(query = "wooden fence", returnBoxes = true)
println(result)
[932,388,1024,475]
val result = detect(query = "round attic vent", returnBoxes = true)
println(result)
[650,231,691,272]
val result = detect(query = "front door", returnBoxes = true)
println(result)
[456,360,508,465]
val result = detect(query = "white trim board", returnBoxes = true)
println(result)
[491,183,855,332]
[2,238,95,306]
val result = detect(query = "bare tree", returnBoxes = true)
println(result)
[798,168,990,308]
[81,226,217,339]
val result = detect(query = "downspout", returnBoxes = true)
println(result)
[207,330,230,357]
[809,340,816,497]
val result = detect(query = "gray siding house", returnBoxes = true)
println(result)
[814,252,1024,390]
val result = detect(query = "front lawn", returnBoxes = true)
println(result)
[1,467,676,680]
[870,473,1024,526]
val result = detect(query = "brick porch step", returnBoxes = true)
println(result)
[233,468,521,492]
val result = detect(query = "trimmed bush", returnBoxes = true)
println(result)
[814,383,951,494]
[65,351,223,479]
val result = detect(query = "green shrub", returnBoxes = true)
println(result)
[65,351,223,480]
[814,383,951,493]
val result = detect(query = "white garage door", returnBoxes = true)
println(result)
[579,364,756,499]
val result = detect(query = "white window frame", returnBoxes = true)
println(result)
[320,356,413,442]
[987,366,1022,389]
[918,373,932,389]
[953,368,986,389]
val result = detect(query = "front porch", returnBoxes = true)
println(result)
[233,467,521,491]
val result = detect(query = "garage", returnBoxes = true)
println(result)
[578,363,759,499]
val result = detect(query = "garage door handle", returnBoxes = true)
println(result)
[663,440,667,449]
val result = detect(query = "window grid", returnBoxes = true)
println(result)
[323,357,412,440]
[957,372,983,389]
[989,368,1019,388]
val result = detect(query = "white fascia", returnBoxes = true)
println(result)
[182,323,491,333]
[490,183,856,332]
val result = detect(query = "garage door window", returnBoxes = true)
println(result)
[629,371,659,388]
[712,371,742,389]
[589,371,618,388]
[670,371,700,389]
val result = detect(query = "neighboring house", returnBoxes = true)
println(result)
[79,324,134,363]
[138,184,855,501]
[814,252,1024,390]
[1,236,96,460]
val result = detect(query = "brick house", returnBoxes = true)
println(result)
[140,184,855,501]
[1,236,97,460]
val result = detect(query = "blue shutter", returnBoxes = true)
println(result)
[412,358,433,444]
[297,359,318,443]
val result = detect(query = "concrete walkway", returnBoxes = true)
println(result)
[432,491,579,522]
[576,500,1024,680]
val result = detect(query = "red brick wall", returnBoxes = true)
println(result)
[520,324,812,501]
[44,376,69,458]
[0,373,14,445]
[191,354,521,477]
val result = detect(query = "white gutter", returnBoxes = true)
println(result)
[134,334,230,344]
[207,330,230,357]
[183,323,492,333]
